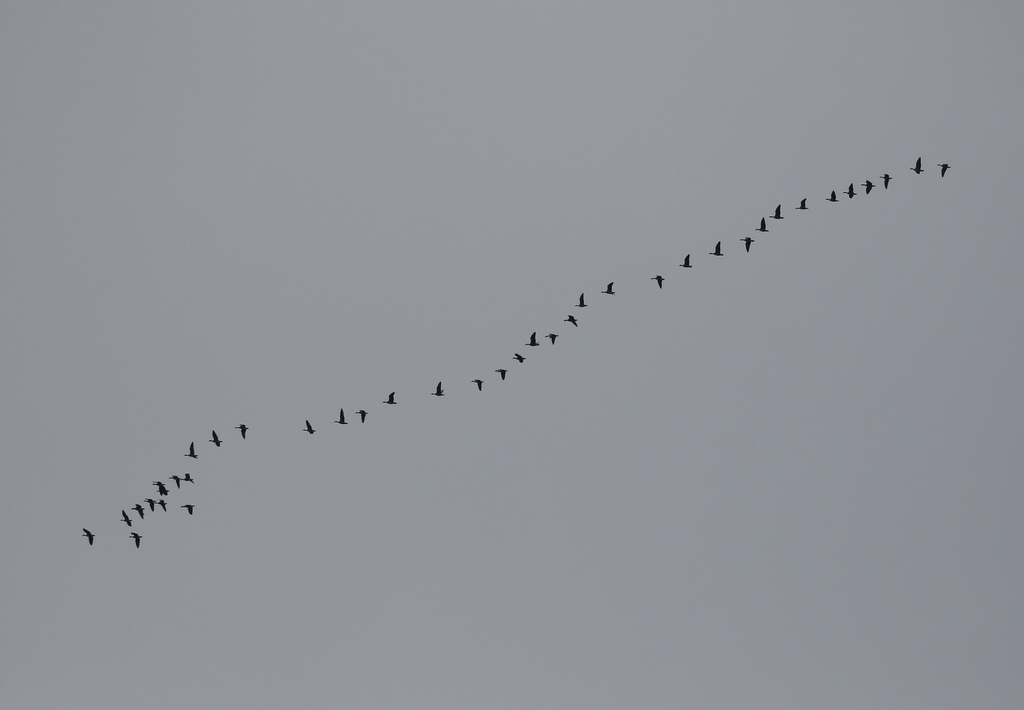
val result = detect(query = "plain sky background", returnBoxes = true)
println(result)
[2,2,1023,708]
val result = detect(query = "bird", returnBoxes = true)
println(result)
[181,504,195,515]
[710,241,723,256]
[384,392,396,405]
[680,254,692,268]
[565,315,578,327]
[495,369,508,380]
[756,217,769,232]
[547,333,558,344]
[129,532,142,548]
[796,198,808,210]
[513,353,525,363]
[143,498,156,512]
[169,475,183,488]
[601,283,615,295]
[335,409,347,425]
[236,424,248,439]
[209,430,221,447]
[880,173,892,188]
[911,157,923,174]
[527,332,540,347]
[577,293,589,306]
[153,481,169,497]
[82,528,95,545]
[185,442,197,459]
[304,420,315,434]
[131,503,143,519]
[431,382,445,396]
[651,275,664,288]
[472,379,483,391]
[121,510,133,527]
[862,179,874,194]
[356,410,368,423]
[827,190,838,202]
[846,183,856,198]
[938,163,950,177]
[157,500,167,512]
[741,237,754,252]
[770,204,783,219]
[182,473,195,484]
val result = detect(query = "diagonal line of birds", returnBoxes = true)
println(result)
[82,157,950,548]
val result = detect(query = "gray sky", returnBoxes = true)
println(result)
[2,2,1023,708]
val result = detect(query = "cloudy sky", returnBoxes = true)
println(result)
[2,2,1023,708]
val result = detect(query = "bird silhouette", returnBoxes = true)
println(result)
[356,410,368,423]
[157,499,167,512]
[756,217,769,232]
[383,392,396,404]
[565,314,578,327]
[121,510,133,527]
[82,528,95,545]
[130,532,142,548]
[472,379,483,391]
[862,180,874,194]
[513,353,525,363]
[710,241,723,256]
[153,481,169,496]
[796,198,808,210]
[770,204,783,219]
[846,183,856,198]
[236,424,248,439]
[182,473,195,484]
[495,369,508,380]
[143,498,156,512]
[827,190,838,202]
[169,475,182,488]
[431,382,445,396]
[741,237,754,253]
[181,504,194,515]
[335,409,347,425]
[209,430,221,447]
[577,293,589,306]
[911,157,923,174]
[527,332,540,347]
[185,442,197,459]
[938,163,950,177]
[602,283,615,295]
[304,420,315,434]
[880,173,892,188]
[651,275,664,288]
[680,254,692,268]
[547,333,558,344]
[133,504,148,521]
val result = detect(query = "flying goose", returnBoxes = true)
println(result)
[431,382,445,396]
[335,409,347,425]
[769,204,783,219]
[680,254,692,268]
[513,353,525,363]
[547,333,558,344]
[236,424,248,439]
[82,528,95,545]
[495,369,508,380]
[651,275,664,288]
[938,163,950,177]
[527,332,539,347]
[862,180,874,194]
[565,314,578,327]
[756,217,769,232]
[133,503,146,519]
[384,392,396,404]
[304,420,315,434]
[356,410,368,423]
[169,475,183,488]
[846,183,856,198]
[741,237,754,253]
[472,379,483,391]
[880,173,892,188]
[143,498,156,512]
[185,442,198,459]
[181,504,194,515]
[182,473,195,484]
[121,510,133,527]
[827,190,838,202]
[796,198,808,210]
[911,157,923,174]
[157,499,167,512]
[130,532,142,548]
[602,283,615,295]
[710,241,723,256]
[209,430,221,447]
[153,481,169,496]
[577,293,589,306]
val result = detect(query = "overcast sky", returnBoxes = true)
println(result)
[2,2,1023,708]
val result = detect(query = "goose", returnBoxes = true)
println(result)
[602,283,615,295]
[577,293,589,306]
[143,498,156,512]
[182,473,195,484]
[527,332,539,347]
[472,379,483,391]
[384,392,396,405]
[564,315,578,327]
[710,241,723,256]
[756,217,769,232]
[169,475,183,488]
[236,424,248,439]
[335,409,347,425]
[132,503,146,519]
[431,382,444,397]
[157,499,167,512]
[880,173,892,188]
[938,163,950,177]
[911,157,923,174]
[651,275,664,288]
[495,369,508,380]
[827,190,838,202]
[513,353,525,363]
[181,504,194,515]
[796,198,808,210]
[846,183,856,198]
[680,254,692,268]
[547,333,558,344]
[121,510,133,527]
[153,481,169,496]
[356,410,368,423]
[862,179,874,194]
[209,430,221,447]
[130,532,142,548]
[82,528,95,545]
[741,237,754,253]
[185,442,198,459]
[304,420,316,434]
[769,204,783,219]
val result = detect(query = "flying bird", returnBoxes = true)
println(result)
[181,504,194,515]
[710,241,723,256]
[513,353,525,363]
[356,410,368,423]
[756,217,769,232]
[880,173,892,188]
[527,332,539,347]
[862,179,874,194]
[602,283,615,295]
[495,369,508,380]
[384,392,396,405]
[547,333,558,344]
[129,532,142,548]
[182,473,195,484]
[169,475,183,488]
[846,183,856,198]
[651,275,664,288]
[82,528,95,545]
[131,505,144,521]
[157,500,167,512]
[911,157,923,174]
[185,442,197,459]
[143,498,156,512]
[153,481,169,497]
[121,510,133,527]
[770,204,783,219]
[680,254,692,268]
[827,190,838,202]
[796,198,808,210]
[304,420,315,434]
[565,315,578,327]
[431,382,445,396]
[741,237,754,253]
[938,163,950,177]
[577,293,589,306]
[472,379,483,391]
[335,409,347,425]
[236,424,248,439]
[209,430,221,447]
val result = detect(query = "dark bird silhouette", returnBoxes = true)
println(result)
[335,409,347,425]
[472,379,483,391]
[827,190,838,202]
[741,237,754,253]
[680,254,692,268]
[236,424,248,439]
[185,442,197,459]
[356,410,368,423]
[862,180,874,194]
[846,183,856,198]
[209,430,221,447]
[527,332,540,347]
[565,315,578,327]
[577,293,589,306]
[143,498,156,512]
[513,353,525,363]
[130,532,142,548]
[651,275,664,288]
[495,369,508,380]
[938,163,950,177]
[384,392,396,405]
[431,382,445,396]
[547,333,558,344]
[796,198,808,210]
[182,473,195,484]
[602,283,615,295]
[770,204,783,219]
[304,420,315,434]
[169,475,183,488]
[153,481,169,497]
[710,241,723,256]
[182,504,194,515]
[82,528,95,545]
[756,217,769,232]
[157,499,167,512]
[121,510,133,527]
[911,157,923,174]
[880,173,892,188]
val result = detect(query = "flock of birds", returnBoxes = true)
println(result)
[82,157,950,548]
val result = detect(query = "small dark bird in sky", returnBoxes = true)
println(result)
[710,241,723,256]
[304,420,315,434]
[651,275,664,288]
[680,254,692,268]
[181,504,194,515]
[130,532,142,548]
[143,498,156,511]
[565,314,578,327]
[796,198,808,210]
[153,481,169,497]
[209,430,221,447]
[513,353,525,363]
[356,410,368,423]
[602,283,615,295]
[82,528,95,545]
[431,382,445,396]
[157,499,167,512]
[185,442,197,459]
[121,510,133,527]
[130,504,143,521]
[182,473,195,484]
[335,409,347,425]
[880,173,892,188]
[495,369,508,380]
[938,163,950,177]
[741,237,754,253]
[911,157,923,174]
[827,190,838,202]
[846,183,856,198]
[472,379,483,391]
[770,204,783,219]
[236,424,248,439]
[527,332,539,347]
[169,475,182,488]
[756,217,769,232]
[862,180,874,194]
[577,292,589,306]
[384,392,396,405]
[547,333,558,344]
